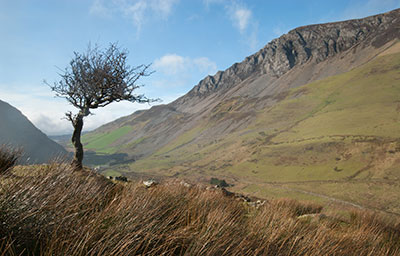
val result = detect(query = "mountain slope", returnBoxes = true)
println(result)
[0,100,67,163]
[84,8,400,160]
[124,48,400,214]
[83,9,400,213]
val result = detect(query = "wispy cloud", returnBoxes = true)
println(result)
[151,0,179,18]
[228,4,252,34]
[154,54,217,76]
[151,54,217,93]
[123,1,147,34]
[0,85,150,135]
[90,0,179,33]
[154,54,186,75]
[247,27,259,51]
[89,0,112,17]
[0,88,72,135]
[203,0,260,51]
[192,57,218,74]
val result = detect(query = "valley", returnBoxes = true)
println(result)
[77,9,400,216]
[2,5,400,255]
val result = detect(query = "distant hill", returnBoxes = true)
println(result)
[82,9,400,214]
[0,99,67,163]
[49,134,71,144]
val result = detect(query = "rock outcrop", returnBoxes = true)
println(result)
[187,9,400,96]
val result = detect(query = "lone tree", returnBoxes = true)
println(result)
[48,43,155,169]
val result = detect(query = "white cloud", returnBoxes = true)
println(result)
[193,57,217,74]
[90,0,179,33]
[124,1,147,33]
[227,2,260,51]
[89,0,112,17]
[151,0,179,18]
[32,114,72,136]
[247,27,259,51]
[154,54,217,76]
[202,0,260,51]
[83,101,150,133]
[150,54,218,93]
[0,85,150,136]
[0,88,72,135]
[154,54,186,75]
[204,0,252,34]
[231,6,251,33]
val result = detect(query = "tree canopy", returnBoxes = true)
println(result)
[48,43,156,169]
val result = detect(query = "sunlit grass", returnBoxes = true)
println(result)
[1,147,400,255]
[82,126,133,153]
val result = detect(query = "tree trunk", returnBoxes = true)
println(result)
[71,115,84,169]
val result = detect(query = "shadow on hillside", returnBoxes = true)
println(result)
[83,151,131,167]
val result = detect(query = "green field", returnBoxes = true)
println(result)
[82,126,133,154]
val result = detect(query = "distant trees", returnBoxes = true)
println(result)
[48,43,156,169]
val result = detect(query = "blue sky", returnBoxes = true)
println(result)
[1,0,399,135]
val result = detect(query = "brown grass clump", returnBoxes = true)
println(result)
[0,145,20,175]
[0,148,400,255]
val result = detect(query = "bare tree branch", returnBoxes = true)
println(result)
[46,42,158,169]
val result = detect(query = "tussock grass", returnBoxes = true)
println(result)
[0,146,20,175]
[1,148,400,255]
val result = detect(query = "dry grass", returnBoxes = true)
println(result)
[0,146,20,175]
[1,149,400,255]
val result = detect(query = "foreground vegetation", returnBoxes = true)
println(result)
[1,148,400,255]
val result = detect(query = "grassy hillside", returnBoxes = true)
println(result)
[99,51,400,215]
[1,147,400,255]
[82,126,134,154]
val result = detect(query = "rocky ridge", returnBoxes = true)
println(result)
[185,9,399,97]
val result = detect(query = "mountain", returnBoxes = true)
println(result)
[83,9,400,214]
[0,100,67,163]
